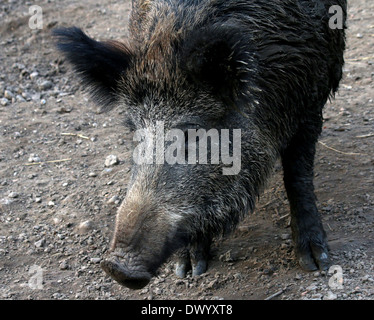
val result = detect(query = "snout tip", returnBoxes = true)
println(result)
[100,258,151,290]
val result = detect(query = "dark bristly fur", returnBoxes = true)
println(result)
[53,27,133,110]
[54,0,347,289]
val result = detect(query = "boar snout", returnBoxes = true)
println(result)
[101,250,151,290]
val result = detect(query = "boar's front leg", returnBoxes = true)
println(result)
[281,120,331,271]
[175,237,211,278]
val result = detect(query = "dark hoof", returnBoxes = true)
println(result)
[192,260,208,276]
[175,242,210,278]
[175,261,189,278]
[175,259,208,278]
[296,239,331,272]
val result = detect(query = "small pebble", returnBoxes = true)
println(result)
[59,260,69,270]
[78,220,94,233]
[0,97,9,106]
[34,239,45,248]
[22,92,32,101]
[4,90,14,99]
[29,71,39,80]
[28,154,41,163]
[153,287,162,295]
[107,195,119,204]
[324,291,337,300]
[90,258,101,264]
[105,155,119,167]
[8,192,19,198]
[16,95,26,102]
[53,217,62,225]
[39,80,53,90]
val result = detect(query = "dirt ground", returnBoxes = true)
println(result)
[0,0,373,300]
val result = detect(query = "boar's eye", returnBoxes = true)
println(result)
[53,27,133,112]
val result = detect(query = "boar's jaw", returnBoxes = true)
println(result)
[101,252,152,290]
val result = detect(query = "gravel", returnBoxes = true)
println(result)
[0,0,372,301]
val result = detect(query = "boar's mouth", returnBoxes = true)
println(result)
[101,255,152,290]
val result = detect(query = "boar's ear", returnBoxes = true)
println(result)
[180,26,256,100]
[53,27,132,111]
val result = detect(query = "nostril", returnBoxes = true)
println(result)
[100,257,151,290]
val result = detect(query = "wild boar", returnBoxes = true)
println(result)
[54,0,347,289]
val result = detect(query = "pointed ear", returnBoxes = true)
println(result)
[53,27,132,110]
[180,26,257,100]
